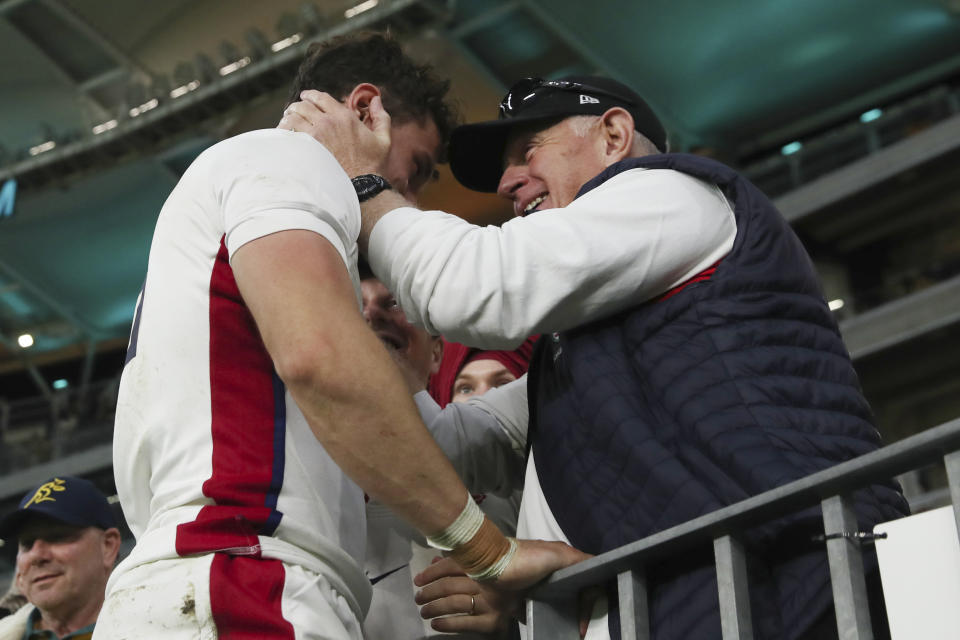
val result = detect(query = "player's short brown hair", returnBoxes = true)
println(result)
[286,31,460,161]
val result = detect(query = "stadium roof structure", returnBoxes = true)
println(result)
[0,0,959,397]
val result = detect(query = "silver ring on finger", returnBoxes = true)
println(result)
[469,594,476,615]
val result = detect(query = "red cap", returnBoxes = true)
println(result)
[427,336,539,408]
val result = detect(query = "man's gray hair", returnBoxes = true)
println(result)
[566,115,664,156]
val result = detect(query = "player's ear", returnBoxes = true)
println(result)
[345,83,383,125]
[429,338,444,375]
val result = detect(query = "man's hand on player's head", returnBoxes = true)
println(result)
[278,89,391,178]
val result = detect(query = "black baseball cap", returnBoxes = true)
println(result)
[449,75,667,193]
[0,476,117,541]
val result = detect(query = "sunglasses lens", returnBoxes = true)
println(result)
[499,77,544,117]
[497,78,634,118]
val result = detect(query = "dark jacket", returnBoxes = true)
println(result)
[528,154,909,640]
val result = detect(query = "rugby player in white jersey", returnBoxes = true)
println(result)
[96,32,586,639]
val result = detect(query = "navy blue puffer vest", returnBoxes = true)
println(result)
[528,154,909,640]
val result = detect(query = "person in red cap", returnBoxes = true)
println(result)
[428,338,538,408]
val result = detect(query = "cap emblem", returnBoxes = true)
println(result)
[24,478,66,508]
[579,94,600,104]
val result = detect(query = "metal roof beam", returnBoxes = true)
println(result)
[0,0,427,187]
[38,0,148,78]
[841,274,960,361]
[0,258,102,338]
[77,66,127,93]
[738,52,960,158]
[775,112,960,223]
[75,338,97,415]
[0,10,112,116]
[0,443,112,501]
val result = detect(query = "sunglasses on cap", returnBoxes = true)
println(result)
[498,77,639,118]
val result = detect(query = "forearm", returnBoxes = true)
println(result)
[365,170,736,347]
[418,393,525,496]
[358,189,408,253]
[283,323,469,533]
[233,230,472,536]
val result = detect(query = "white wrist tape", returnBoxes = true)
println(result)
[467,536,518,582]
[426,491,483,551]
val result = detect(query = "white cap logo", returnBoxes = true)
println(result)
[579,94,600,104]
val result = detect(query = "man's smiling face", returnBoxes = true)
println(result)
[16,516,113,617]
[496,117,607,217]
[360,277,442,383]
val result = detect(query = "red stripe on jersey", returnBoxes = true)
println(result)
[209,555,295,639]
[176,237,283,556]
[656,261,720,303]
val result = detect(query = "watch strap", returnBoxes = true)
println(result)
[351,174,393,202]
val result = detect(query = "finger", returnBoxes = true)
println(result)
[282,104,317,126]
[418,593,477,619]
[415,576,478,605]
[277,111,316,133]
[414,556,465,586]
[298,90,339,110]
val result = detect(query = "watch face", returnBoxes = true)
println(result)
[352,174,391,201]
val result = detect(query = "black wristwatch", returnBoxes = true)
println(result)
[351,174,393,202]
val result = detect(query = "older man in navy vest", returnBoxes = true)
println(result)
[284,75,908,640]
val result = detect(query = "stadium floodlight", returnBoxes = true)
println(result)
[271,33,302,52]
[17,333,34,348]
[129,98,159,118]
[218,40,252,76]
[219,57,251,76]
[170,81,200,99]
[92,120,119,135]
[345,0,378,19]
[781,141,802,156]
[28,141,56,156]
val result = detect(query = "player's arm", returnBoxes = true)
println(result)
[231,229,585,587]
[232,228,465,532]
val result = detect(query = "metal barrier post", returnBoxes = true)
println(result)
[944,451,960,545]
[618,569,650,640]
[525,597,578,640]
[714,535,754,640]
[822,495,873,640]
[526,420,960,640]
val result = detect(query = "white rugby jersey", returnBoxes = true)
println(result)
[111,129,372,616]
